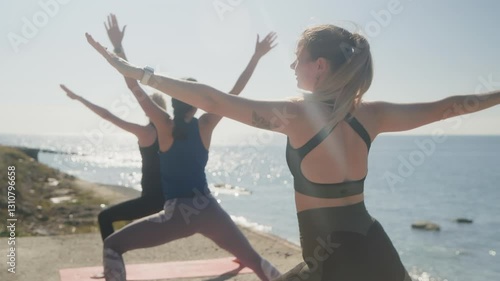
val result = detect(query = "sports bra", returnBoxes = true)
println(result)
[285,113,371,198]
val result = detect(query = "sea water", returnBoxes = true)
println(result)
[1,133,498,281]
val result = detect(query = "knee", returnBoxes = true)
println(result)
[103,235,123,255]
[98,209,111,224]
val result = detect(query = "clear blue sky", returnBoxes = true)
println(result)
[2,0,500,143]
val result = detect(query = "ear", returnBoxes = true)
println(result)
[316,57,330,75]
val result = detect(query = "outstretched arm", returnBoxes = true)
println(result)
[104,14,170,128]
[60,84,147,137]
[200,32,278,130]
[229,32,277,95]
[86,33,297,134]
[370,91,500,134]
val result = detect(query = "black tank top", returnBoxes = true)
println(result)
[138,128,162,198]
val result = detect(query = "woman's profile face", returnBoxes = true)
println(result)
[290,46,318,92]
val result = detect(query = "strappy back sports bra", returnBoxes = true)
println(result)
[286,112,371,198]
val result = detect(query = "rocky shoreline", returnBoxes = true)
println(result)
[0,145,136,237]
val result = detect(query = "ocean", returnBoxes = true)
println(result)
[1,133,499,281]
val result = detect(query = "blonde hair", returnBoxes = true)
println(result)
[299,24,373,129]
[150,93,166,110]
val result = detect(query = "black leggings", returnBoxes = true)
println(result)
[272,220,412,281]
[98,194,164,241]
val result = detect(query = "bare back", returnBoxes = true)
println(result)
[287,101,378,211]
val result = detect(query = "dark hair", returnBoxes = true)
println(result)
[172,77,198,140]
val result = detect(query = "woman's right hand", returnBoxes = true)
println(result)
[104,13,126,49]
[86,33,144,80]
[60,84,79,100]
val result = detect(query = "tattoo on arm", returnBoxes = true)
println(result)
[252,111,276,130]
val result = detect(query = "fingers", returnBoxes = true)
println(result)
[266,32,277,44]
[85,33,108,56]
[59,84,68,92]
[85,32,95,45]
[112,13,118,27]
[263,32,276,42]
[85,32,125,72]
[107,14,112,29]
[257,32,277,47]
[60,84,74,96]
[121,25,127,36]
[263,32,272,42]
[85,33,101,49]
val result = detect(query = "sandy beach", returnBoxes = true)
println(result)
[0,146,302,281]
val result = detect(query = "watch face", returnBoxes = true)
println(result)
[140,67,154,85]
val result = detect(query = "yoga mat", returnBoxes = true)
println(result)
[59,257,252,280]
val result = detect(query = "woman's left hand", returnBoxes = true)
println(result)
[254,32,278,58]
[85,33,144,80]
[104,13,126,49]
[60,84,79,100]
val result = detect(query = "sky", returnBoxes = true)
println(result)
[1,0,500,144]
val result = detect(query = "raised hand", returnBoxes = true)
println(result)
[60,84,79,100]
[104,13,126,49]
[85,33,143,80]
[254,32,278,58]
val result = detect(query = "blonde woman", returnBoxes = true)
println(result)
[85,24,500,280]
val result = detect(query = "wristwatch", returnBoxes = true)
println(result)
[140,66,155,85]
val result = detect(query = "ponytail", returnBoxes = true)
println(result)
[301,25,373,130]
[172,98,195,140]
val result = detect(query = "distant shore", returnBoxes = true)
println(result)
[0,145,302,280]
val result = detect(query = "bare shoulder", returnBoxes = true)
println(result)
[350,101,381,139]
[355,100,380,114]
[198,112,219,125]
[286,96,306,115]
[283,97,307,130]
[137,124,159,147]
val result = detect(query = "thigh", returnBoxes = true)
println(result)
[101,196,163,222]
[104,199,196,254]
[197,199,256,255]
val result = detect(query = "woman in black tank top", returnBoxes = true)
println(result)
[87,20,500,281]
[60,86,166,241]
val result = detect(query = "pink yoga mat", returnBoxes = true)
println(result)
[59,257,253,281]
